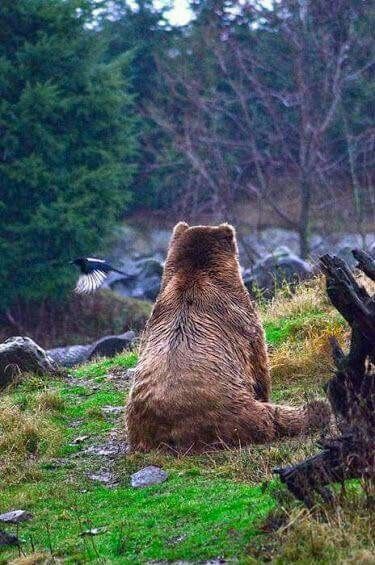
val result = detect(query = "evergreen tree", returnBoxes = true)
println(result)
[0,0,138,310]
[103,0,176,208]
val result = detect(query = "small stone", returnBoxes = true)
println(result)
[0,530,19,546]
[88,471,117,486]
[86,444,121,457]
[70,419,84,428]
[131,466,168,488]
[168,533,187,545]
[102,405,124,415]
[80,527,107,537]
[71,435,89,445]
[0,510,33,524]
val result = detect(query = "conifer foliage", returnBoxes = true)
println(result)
[0,0,138,309]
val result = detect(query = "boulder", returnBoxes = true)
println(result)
[46,344,92,368]
[336,245,358,269]
[132,259,163,301]
[110,258,163,301]
[243,246,313,298]
[130,466,168,488]
[47,331,136,368]
[87,331,135,360]
[0,337,59,388]
[0,510,33,524]
[0,531,19,547]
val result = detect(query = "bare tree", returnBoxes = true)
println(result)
[149,0,374,257]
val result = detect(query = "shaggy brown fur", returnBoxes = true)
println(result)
[126,222,329,452]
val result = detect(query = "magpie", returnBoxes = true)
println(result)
[71,257,127,294]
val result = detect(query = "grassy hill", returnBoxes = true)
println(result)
[0,278,373,564]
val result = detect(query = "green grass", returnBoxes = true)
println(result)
[0,473,274,563]
[0,352,277,563]
[72,350,138,380]
[264,309,344,347]
[0,281,372,563]
[264,310,325,346]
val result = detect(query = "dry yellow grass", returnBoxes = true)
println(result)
[266,494,375,564]
[269,322,346,389]
[260,276,349,390]
[35,389,65,412]
[0,392,63,485]
[254,274,375,564]
[261,275,329,321]
[9,555,54,565]
[262,271,374,327]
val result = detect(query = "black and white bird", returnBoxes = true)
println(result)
[71,257,127,294]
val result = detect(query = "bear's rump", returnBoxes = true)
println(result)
[126,381,274,450]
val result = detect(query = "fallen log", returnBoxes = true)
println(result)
[274,250,375,507]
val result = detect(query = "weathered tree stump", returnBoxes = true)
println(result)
[274,249,375,507]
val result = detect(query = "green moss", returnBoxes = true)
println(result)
[72,351,138,380]
[264,309,343,346]
[0,474,274,563]
[0,350,275,562]
[0,299,368,563]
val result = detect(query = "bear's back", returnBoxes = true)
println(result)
[126,223,270,450]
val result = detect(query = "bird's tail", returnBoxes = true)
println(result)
[111,267,128,276]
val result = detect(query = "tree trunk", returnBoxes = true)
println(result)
[299,172,312,259]
[274,250,375,507]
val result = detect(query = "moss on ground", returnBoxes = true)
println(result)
[0,277,373,563]
[0,355,275,563]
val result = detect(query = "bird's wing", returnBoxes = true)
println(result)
[74,270,107,294]
[86,257,106,264]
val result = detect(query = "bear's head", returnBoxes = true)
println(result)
[162,223,240,288]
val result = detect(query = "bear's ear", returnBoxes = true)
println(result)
[216,223,237,252]
[169,221,189,248]
[218,223,235,238]
[173,221,189,238]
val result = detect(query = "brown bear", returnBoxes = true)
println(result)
[126,222,329,452]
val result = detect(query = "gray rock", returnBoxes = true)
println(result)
[88,470,117,486]
[167,534,188,545]
[336,246,358,269]
[243,246,313,298]
[80,527,108,537]
[102,405,124,415]
[106,366,137,391]
[47,331,135,368]
[245,228,300,257]
[103,224,375,306]
[71,435,89,445]
[46,344,92,368]
[86,444,123,457]
[88,331,135,360]
[125,367,137,378]
[133,259,163,301]
[0,337,58,388]
[0,530,19,546]
[110,258,163,301]
[0,510,33,524]
[313,233,374,259]
[131,466,168,488]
